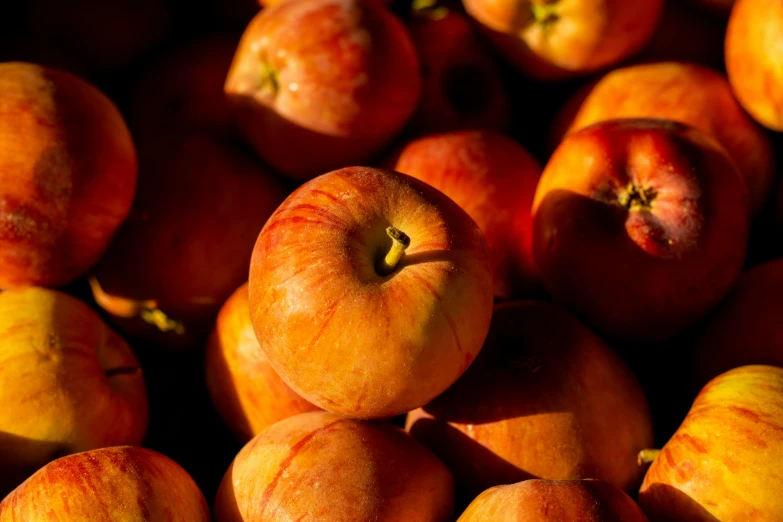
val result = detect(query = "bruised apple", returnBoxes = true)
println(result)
[248,166,493,419]
[0,62,137,289]
[0,287,148,497]
[533,119,749,343]
[214,411,455,522]
[205,282,321,442]
[224,0,421,180]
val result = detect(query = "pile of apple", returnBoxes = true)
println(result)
[1,0,782,519]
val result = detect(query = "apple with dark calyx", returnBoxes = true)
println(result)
[0,287,148,497]
[214,411,455,522]
[224,0,421,181]
[0,61,137,289]
[639,365,783,521]
[533,118,749,344]
[406,300,654,502]
[549,62,774,216]
[248,166,493,419]
[89,132,288,349]
[0,446,210,521]
[461,0,664,80]
[458,479,650,521]
[205,282,321,443]
[392,130,542,299]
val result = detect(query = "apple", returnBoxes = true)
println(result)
[0,61,137,289]
[461,0,664,80]
[725,0,783,131]
[205,282,321,442]
[392,130,542,298]
[639,365,783,521]
[0,287,148,497]
[458,479,650,521]
[550,62,775,216]
[406,300,653,501]
[214,411,455,522]
[533,118,749,343]
[89,132,288,349]
[248,166,493,419]
[0,446,210,521]
[224,0,422,180]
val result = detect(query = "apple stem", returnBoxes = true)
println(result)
[637,448,661,466]
[378,226,411,275]
[140,307,186,335]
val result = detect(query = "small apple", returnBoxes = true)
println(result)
[248,166,494,419]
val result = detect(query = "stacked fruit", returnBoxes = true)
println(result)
[0,0,782,520]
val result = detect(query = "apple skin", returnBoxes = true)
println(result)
[224,0,421,181]
[639,365,783,522]
[89,132,288,349]
[205,282,321,443]
[458,479,650,522]
[248,166,493,419]
[462,0,664,80]
[0,446,210,521]
[406,300,654,501]
[0,287,148,497]
[533,118,749,343]
[0,62,137,289]
[214,411,455,522]
[392,130,542,299]
[550,62,775,216]
[725,0,783,132]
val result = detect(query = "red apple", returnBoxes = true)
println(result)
[205,282,321,442]
[392,130,542,298]
[0,61,137,289]
[249,166,494,418]
[0,446,210,521]
[214,411,455,522]
[224,0,422,180]
[532,118,749,343]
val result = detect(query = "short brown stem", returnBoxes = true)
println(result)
[377,226,411,275]
[637,448,661,466]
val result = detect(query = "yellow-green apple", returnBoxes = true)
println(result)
[725,0,783,131]
[392,130,541,298]
[457,479,650,521]
[461,0,664,80]
[248,166,493,418]
[213,411,455,522]
[406,300,653,501]
[88,132,288,349]
[0,62,137,289]
[224,0,421,180]
[405,3,512,135]
[550,62,774,216]
[0,287,148,497]
[0,446,209,521]
[533,118,749,343]
[205,282,321,442]
[639,365,783,521]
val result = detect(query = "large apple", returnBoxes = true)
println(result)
[0,446,210,521]
[214,411,455,521]
[639,365,783,521]
[406,300,653,501]
[533,118,749,343]
[224,0,421,180]
[248,166,494,419]
[392,130,542,298]
[0,287,148,497]
[0,61,137,289]
[550,62,774,216]
[205,282,321,442]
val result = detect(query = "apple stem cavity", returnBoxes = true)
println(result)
[637,448,661,466]
[531,1,560,26]
[140,307,186,335]
[378,226,411,275]
[259,61,279,95]
[619,183,658,211]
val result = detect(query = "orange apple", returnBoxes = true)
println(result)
[249,166,494,418]
[214,411,455,521]
[0,61,137,289]
[0,287,148,497]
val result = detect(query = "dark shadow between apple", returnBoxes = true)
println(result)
[0,430,69,500]
[640,483,720,522]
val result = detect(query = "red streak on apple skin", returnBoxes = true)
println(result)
[408,270,464,357]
